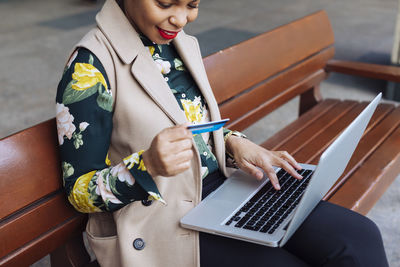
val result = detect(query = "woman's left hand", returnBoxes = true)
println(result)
[226,135,303,190]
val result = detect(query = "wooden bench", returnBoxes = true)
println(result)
[1,10,399,267]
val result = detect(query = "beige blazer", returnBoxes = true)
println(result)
[71,1,228,266]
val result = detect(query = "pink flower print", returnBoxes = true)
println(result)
[96,170,123,204]
[155,59,171,75]
[56,103,76,145]
[111,163,135,186]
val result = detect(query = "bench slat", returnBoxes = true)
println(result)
[261,99,339,149]
[204,10,334,104]
[0,214,86,267]
[324,105,400,203]
[0,193,82,259]
[0,119,62,219]
[293,103,368,162]
[273,100,357,154]
[303,103,395,200]
[304,103,394,164]
[291,102,395,203]
[328,118,400,214]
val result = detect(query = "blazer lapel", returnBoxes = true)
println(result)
[131,52,187,125]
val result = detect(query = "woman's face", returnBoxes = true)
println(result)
[124,0,200,44]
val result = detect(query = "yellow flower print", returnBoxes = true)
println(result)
[148,191,166,205]
[137,150,147,171]
[138,160,147,171]
[181,99,203,124]
[123,152,140,170]
[123,150,147,171]
[68,171,101,213]
[71,63,108,91]
[105,153,111,166]
[148,46,155,56]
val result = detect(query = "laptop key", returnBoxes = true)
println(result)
[240,203,253,212]
[232,216,241,221]
[243,224,257,230]
[235,215,251,227]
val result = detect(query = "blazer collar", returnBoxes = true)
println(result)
[95,0,183,123]
[96,0,141,65]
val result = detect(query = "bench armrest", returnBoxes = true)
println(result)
[326,59,400,83]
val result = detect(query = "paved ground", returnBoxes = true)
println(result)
[0,0,398,266]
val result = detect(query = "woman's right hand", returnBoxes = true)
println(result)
[142,124,194,177]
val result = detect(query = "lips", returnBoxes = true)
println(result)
[157,27,180,40]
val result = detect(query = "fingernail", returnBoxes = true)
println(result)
[276,184,281,190]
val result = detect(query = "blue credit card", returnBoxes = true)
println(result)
[187,118,230,134]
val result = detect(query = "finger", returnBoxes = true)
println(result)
[257,160,281,190]
[171,149,194,165]
[237,160,264,181]
[279,151,302,170]
[168,161,192,176]
[162,125,192,141]
[170,138,193,152]
[279,160,303,180]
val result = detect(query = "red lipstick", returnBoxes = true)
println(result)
[157,27,179,40]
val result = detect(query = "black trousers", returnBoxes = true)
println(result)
[200,171,389,267]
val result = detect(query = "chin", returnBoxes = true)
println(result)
[160,40,173,44]
[145,34,170,45]
[154,39,173,45]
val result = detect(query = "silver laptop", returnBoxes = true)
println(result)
[181,93,382,247]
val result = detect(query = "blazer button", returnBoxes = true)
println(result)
[141,199,153,206]
[133,238,145,250]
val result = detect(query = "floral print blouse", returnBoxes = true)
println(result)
[56,38,236,213]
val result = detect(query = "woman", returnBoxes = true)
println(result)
[56,0,389,266]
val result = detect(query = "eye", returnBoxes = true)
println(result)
[188,4,199,9]
[188,1,199,9]
[157,1,172,8]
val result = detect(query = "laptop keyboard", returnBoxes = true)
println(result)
[225,168,313,234]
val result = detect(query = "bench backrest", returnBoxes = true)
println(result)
[0,119,87,266]
[204,10,334,130]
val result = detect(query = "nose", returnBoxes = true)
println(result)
[169,12,188,29]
